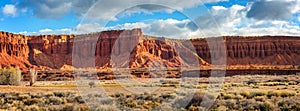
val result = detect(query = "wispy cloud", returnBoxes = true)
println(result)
[16,0,227,20]
[17,0,72,19]
[2,4,17,17]
[19,28,72,35]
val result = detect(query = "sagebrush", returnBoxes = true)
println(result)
[0,67,22,86]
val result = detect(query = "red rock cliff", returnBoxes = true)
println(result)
[0,31,31,69]
[27,34,74,68]
[0,29,299,69]
[191,36,300,65]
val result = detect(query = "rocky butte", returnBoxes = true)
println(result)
[0,29,299,71]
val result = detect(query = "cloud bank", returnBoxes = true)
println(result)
[16,0,300,38]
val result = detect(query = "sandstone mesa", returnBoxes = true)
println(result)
[0,29,299,71]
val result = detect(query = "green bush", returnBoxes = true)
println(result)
[0,67,22,86]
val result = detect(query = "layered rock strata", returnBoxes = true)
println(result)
[0,29,299,70]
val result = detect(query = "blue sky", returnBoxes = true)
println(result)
[0,0,300,38]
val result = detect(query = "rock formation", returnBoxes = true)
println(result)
[224,36,300,65]
[27,34,74,69]
[0,29,299,70]
[191,36,300,65]
[0,31,31,69]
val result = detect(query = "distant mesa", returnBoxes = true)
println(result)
[0,29,299,71]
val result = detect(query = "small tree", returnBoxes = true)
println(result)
[12,67,22,86]
[29,69,38,86]
[89,81,95,88]
[0,67,22,86]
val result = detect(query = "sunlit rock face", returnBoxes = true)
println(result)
[0,31,31,69]
[222,36,300,65]
[0,29,299,70]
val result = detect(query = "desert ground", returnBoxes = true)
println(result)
[1,73,300,111]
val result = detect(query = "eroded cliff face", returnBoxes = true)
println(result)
[27,34,74,69]
[26,29,144,69]
[191,36,300,65]
[225,36,300,65]
[0,32,31,69]
[0,29,299,70]
[129,37,209,68]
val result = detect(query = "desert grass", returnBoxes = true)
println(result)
[0,74,299,110]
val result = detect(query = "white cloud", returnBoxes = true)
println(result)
[193,3,300,37]
[18,18,203,39]
[18,0,72,19]
[2,4,17,17]
[111,22,149,30]
[16,0,300,37]
[194,4,247,36]
[74,19,203,39]
[246,0,299,21]
[212,6,227,10]
[143,19,202,39]
[18,31,29,35]
[19,28,72,35]
[17,0,227,20]
[290,0,300,13]
[75,23,104,34]
[39,28,53,33]
[83,0,229,21]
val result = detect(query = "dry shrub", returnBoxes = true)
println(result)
[250,91,267,98]
[24,98,43,105]
[259,102,274,111]
[24,105,40,111]
[173,92,205,109]
[94,104,121,111]
[48,96,63,105]
[254,96,265,102]
[0,67,22,86]
[240,91,251,98]
[223,94,235,100]
[267,91,296,98]
[152,104,174,111]
[173,96,192,109]
[189,105,205,111]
